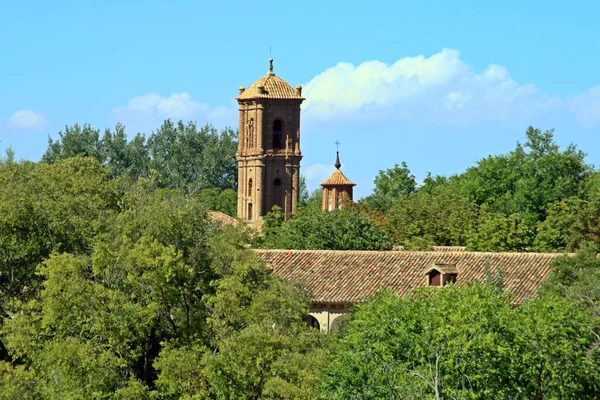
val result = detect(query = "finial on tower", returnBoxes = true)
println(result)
[268,58,275,76]
[334,140,341,169]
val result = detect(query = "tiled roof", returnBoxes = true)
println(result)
[321,169,356,186]
[426,263,458,275]
[393,246,468,252]
[237,73,303,100]
[255,250,569,305]
[207,211,239,227]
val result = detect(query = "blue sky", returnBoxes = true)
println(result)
[1,0,600,197]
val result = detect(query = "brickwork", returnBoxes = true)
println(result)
[321,152,356,212]
[236,59,304,224]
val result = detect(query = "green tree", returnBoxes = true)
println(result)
[300,188,323,213]
[101,124,151,180]
[147,120,237,192]
[1,181,324,398]
[42,120,238,191]
[386,182,478,248]
[320,284,600,399]
[299,175,310,204]
[197,188,237,216]
[459,126,590,220]
[260,207,392,250]
[0,157,120,314]
[466,206,536,251]
[534,197,600,252]
[201,247,327,399]
[366,161,417,213]
[1,253,153,398]
[43,123,105,163]
[542,246,600,338]
[0,148,16,165]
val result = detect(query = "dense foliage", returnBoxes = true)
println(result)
[0,177,326,399]
[1,120,600,398]
[358,126,598,252]
[257,205,392,251]
[320,283,600,399]
[43,120,238,194]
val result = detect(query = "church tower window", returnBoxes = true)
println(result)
[273,119,283,149]
[247,118,255,148]
[247,178,253,196]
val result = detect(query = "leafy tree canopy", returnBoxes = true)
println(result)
[320,284,600,399]
[258,206,392,251]
[366,161,417,213]
[42,120,238,192]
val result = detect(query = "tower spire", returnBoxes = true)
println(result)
[334,140,341,169]
[268,58,275,76]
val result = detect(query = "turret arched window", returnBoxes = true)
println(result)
[247,118,254,148]
[247,178,253,196]
[273,119,283,149]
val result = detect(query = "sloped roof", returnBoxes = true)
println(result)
[237,74,303,100]
[321,169,356,186]
[393,246,468,252]
[424,263,458,275]
[254,250,569,305]
[207,210,239,227]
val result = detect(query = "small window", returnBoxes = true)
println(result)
[273,119,283,149]
[428,270,442,287]
[274,178,281,186]
[247,203,253,220]
[247,178,253,196]
[444,273,457,286]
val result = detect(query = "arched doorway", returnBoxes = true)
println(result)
[304,315,320,331]
[330,314,350,333]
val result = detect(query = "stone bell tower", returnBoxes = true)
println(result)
[236,59,304,224]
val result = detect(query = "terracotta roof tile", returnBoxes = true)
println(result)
[254,250,569,305]
[237,74,303,100]
[393,246,467,252]
[207,211,239,227]
[425,263,458,275]
[321,169,356,186]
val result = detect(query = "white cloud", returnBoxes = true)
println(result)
[567,86,600,128]
[112,50,600,135]
[8,109,46,130]
[301,48,561,126]
[112,92,236,133]
[304,163,335,184]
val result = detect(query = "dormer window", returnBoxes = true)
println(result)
[273,119,283,149]
[424,263,458,287]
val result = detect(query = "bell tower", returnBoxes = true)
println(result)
[236,59,304,224]
[321,147,356,212]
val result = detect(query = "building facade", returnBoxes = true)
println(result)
[236,59,304,224]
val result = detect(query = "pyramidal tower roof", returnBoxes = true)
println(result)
[321,151,356,187]
[237,58,304,100]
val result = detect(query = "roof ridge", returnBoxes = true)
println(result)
[252,249,573,256]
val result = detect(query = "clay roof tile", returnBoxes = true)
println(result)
[321,169,356,186]
[255,249,570,305]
